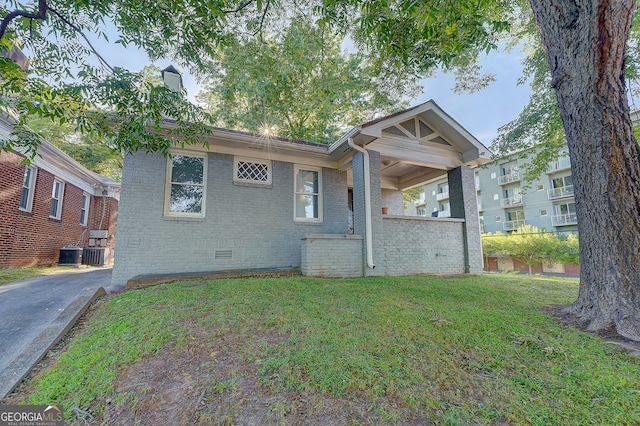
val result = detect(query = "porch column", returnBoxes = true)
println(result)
[448,166,483,274]
[352,150,385,276]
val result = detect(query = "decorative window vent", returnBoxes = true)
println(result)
[215,250,233,260]
[234,157,272,184]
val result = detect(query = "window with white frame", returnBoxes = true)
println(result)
[233,157,271,184]
[19,166,37,212]
[49,179,65,219]
[80,193,90,226]
[165,152,207,217]
[294,166,322,221]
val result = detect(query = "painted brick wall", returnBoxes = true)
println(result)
[301,234,363,277]
[112,151,349,287]
[0,150,113,267]
[381,189,404,215]
[382,216,466,275]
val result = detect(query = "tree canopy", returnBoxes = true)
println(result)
[197,18,419,143]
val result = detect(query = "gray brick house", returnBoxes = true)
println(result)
[111,101,490,288]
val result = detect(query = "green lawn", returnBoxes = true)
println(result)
[10,274,640,424]
[0,266,76,285]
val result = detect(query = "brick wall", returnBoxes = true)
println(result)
[0,150,113,267]
[382,216,466,275]
[111,151,349,288]
[301,234,363,277]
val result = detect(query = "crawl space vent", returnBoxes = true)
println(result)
[215,250,233,260]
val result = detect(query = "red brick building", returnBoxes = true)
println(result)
[0,116,120,267]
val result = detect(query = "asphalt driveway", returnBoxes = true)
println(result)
[0,267,120,397]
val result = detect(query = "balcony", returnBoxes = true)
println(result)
[547,185,574,200]
[551,214,578,226]
[438,210,451,218]
[436,191,449,201]
[500,195,523,208]
[503,219,526,231]
[498,172,520,185]
[547,158,572,173]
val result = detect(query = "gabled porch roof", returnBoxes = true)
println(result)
[329,100,492,190]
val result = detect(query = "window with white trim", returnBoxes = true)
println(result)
[19,166,37,212]
[165,152,207,217]
[233,157,271,184]
[80,193,90,226]
[49,179,65,219]
[294,166,322,222]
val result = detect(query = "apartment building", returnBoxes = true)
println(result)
[407,149,577,235]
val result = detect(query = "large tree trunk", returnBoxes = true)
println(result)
[529,0,640,340]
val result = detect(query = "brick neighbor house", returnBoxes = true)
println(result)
[112,87,491,288]
[0,114,120,268]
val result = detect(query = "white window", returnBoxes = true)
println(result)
[80,193,90,226]
[540,209,548,216]
[493,193,499,201]
[490,172,497,179]
[165,152,207,217]
[49,179,65,219]
[537,184,544,191]
[495,216,501,222]
[294,166,322,222]
[233,157,271,185]
[19,166,37,212]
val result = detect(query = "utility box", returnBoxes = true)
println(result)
[89,230,108,248]
[59,246,82,265]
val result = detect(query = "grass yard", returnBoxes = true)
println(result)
[4,274,640,425]
[0,266,79,285]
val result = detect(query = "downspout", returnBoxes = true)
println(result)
[348,137,375,269]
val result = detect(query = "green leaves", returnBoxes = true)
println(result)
[197,17,418,143]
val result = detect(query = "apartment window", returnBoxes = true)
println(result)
[536,184,544,191]
[490,172,497,179]
[80,193,90,226]
[552,175,573,189]
[501,162,518,176]
[294,166,322,222]
[49,179,65,219]
[540,209,548,216]
[493,193,499,201]
[19,166,37,212]
[234,157,271,185]
[556,202,577,216]
[507,210,525,222]
[165,152,207,217]
[495,216,501,222]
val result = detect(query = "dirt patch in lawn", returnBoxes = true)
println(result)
[97,325,401,425]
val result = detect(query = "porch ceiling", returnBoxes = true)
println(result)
[333,100,492,191]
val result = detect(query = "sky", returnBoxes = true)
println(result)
[89,28,532,149]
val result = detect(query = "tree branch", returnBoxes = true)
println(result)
[47,6,115,74]
[222,0,255,14]
[254,0,271,40]
[0,0,47,40]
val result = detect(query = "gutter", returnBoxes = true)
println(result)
[348,137,375,269]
